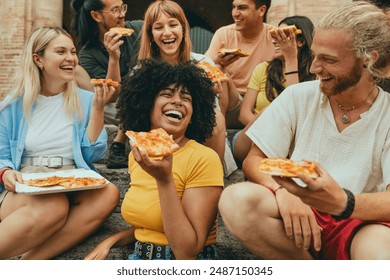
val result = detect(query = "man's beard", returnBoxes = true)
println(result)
[320,61,362,97]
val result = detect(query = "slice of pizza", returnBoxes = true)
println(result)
[125,128,180,157]
[269,25,302,37]
[197,61,229,83]
[61,177,107,188]
[258,158,319,178]
[109,27,135,36]
[90,78,120,88]
[218,48,250,57]
[24,176,75,187]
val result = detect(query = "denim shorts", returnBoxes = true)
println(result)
[127,243,217,260]
[231,130,242,155]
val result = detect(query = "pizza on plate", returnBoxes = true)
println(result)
[269,25,302,37]
[125,128,180,157]
[90,78,120,88]
[24,176,107,188]
[258,158,319,178]
[24,176,74,187]
[109,27,134,36]
[218,48,250,57]
[197,61,229,83]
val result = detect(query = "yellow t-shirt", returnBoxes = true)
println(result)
[247,62,285,114]
[121,140,224,246]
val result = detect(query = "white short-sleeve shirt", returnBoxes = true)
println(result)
[246,80,390,193]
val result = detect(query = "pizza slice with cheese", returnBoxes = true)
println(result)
[258,158,319,178]
[24,176,75,187]
[218,47,250,57]
[90,78,120,88]
[61,177,107,188]
[125,128,180,157]
[109,27,134,36]
[197,61,229,83]
[269,25,302,37]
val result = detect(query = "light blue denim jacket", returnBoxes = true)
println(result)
[0,88,108,192]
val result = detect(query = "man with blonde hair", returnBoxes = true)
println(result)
[219,1,390,260]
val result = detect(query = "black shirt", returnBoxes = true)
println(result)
[79,20,143,79]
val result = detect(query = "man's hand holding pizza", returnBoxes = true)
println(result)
[104,28,125,62]
[272,161,349,217]
[257,157,324,252]
[214,42,241,69]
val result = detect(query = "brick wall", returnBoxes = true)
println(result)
[0,0,62,102]
[267,0,353,27]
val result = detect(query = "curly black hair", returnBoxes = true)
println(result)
[116,59,217,144]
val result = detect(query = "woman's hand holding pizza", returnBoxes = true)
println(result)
[273,162,348,217]
[92,81,116,111]
[131,146,173,184]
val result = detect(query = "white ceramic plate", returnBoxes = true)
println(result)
[16,168,109,195]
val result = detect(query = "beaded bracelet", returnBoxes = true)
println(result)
[285,70,299,75]
[0,167,12,185]
[331,188,355,220]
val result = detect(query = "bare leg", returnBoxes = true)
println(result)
[0,193,69,259]
[219,182,313,259]
[204,109,226,162]
[233,114,261,166]
[113,127,127,143]
[350,224,390,259]
[218,82,229,117]
[21,183,119,259]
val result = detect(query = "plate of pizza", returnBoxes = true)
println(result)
[16,169,109,195]
[125,128,180,157]
[197,61,229,83]
[258,158,319,178]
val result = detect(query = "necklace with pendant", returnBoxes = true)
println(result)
[335,86,376,124]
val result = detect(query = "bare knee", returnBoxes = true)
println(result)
[219,182,274,232]
[28,194,69,232]
[351,224,390,260]
[79,183,119,219]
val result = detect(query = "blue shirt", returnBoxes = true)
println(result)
[0,88,108,192]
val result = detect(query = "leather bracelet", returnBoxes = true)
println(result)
[331,188,355,220]
[285,70,299,75]
[0,167,12,185]
[274,185,284,194]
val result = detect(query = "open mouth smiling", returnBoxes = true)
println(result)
[164,110,183,120]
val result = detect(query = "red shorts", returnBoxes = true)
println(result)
[310,209,390,259]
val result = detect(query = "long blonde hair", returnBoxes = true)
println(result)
[138,0,192,63]
[0,26,82,120]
